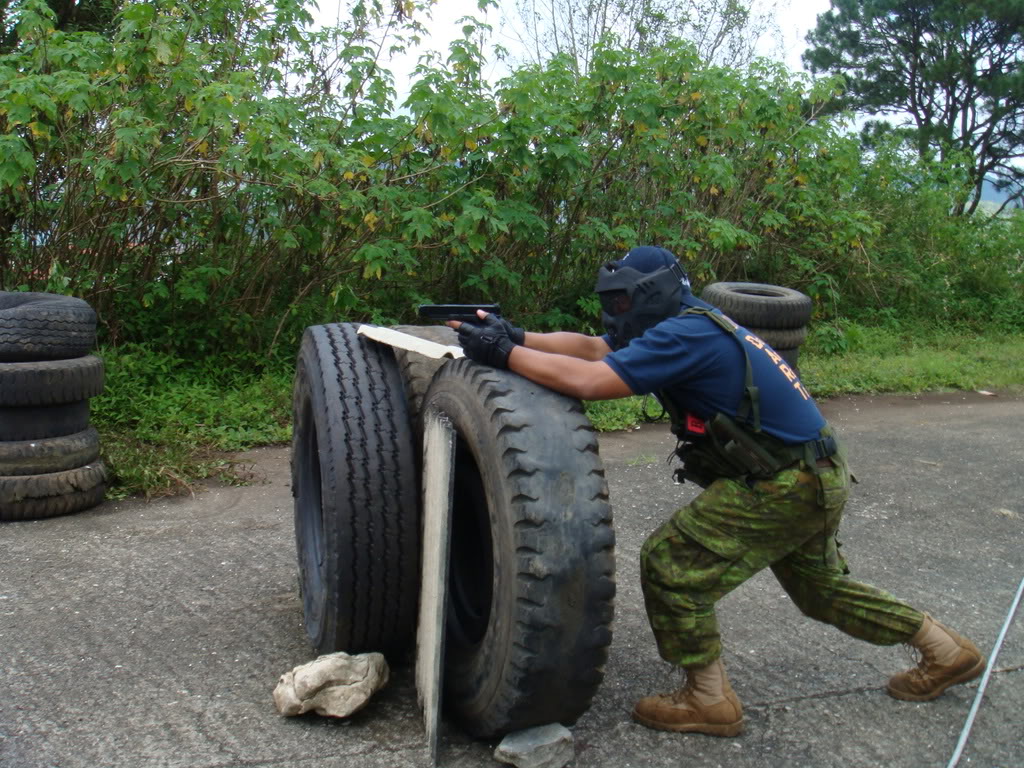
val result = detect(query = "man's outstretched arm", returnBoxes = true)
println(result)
[449,314,612,361]
[521,330,612,361]
[450,311,631,401]
[507,345,633,401]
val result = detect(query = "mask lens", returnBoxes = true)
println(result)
[599,290,631,316]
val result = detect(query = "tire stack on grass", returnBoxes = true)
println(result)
[0,292,108,522]
[700,282,813,373]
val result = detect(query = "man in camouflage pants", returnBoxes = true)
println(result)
[452,246,986,736]
[638,440,934,734]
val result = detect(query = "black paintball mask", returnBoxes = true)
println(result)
[595,250,693,350]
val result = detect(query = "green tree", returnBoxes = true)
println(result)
[0,0,425,353]
[6,0,1016,357]
[1,0,117,53]
[804,0,1024,215]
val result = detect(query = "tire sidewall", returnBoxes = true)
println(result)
[291,332,337,652]
[423,385,517,720]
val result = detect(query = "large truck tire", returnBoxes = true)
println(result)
[290,323,420,657]
[0,461,108,521]
[0,427,101,476]
[700,282,812,329]
[0,355,105,405]
[390,324,459,426]
[422,359,616,738]
[0,292,97,362]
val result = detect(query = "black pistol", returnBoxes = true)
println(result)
[417,304,502,323]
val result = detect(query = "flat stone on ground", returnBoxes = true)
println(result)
[494,723,574,768]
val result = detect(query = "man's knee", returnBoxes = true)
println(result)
[640,518,678,582]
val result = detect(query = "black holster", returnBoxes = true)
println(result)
[674,414,838,487]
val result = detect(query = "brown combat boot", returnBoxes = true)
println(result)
[632,658,743,736]
[887,614,986,701]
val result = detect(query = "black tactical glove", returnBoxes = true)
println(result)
[496,317,526,345]
[457,313,518,369]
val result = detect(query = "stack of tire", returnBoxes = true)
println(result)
[700,282,812,373]
[0,292,108,522]
[290,322,614,739]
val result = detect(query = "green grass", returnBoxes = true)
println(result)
[799,325,1024,397]
[92,326,1024,498]
[92,344,293,499]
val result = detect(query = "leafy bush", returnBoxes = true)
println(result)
[16,0,1019,358]
[92,343,292,497]
[584,394,666,431]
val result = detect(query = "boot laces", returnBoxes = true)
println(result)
[669,675,696,705]
[901,643,934,683]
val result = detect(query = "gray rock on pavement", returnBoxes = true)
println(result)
[494,723,575,768]
[273,651,389,718]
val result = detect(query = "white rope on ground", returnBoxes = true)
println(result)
[946,573,1024,768]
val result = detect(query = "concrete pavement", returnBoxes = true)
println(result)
[1,391,1021,768]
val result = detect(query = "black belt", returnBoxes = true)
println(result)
[810,434,838,461]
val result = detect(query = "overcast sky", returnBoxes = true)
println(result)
[314,0,835,79]
[311,0,837,112]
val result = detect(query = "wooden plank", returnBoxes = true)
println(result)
[415,408,456,766]
[357,325,464,359]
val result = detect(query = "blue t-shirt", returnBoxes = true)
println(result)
[603,312,825,444]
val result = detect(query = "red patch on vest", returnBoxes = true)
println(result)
[685,412,706,434]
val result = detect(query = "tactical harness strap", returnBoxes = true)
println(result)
[657,307,837,486]
[682,308,761,432]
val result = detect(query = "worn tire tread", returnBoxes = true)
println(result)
[0,401,91,441]
[746,325,808,351]
[0,292,97,361]
[701,282,812,329]
[0,427,101,475]
[0,461,107,521]
[0,355,105,405]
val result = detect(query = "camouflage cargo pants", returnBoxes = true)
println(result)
[640,453,925,668]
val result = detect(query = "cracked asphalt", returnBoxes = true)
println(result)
[1,391,1022,768]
